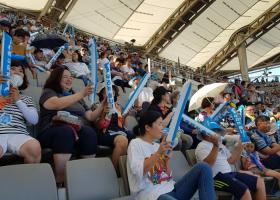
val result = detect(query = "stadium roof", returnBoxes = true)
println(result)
[159,0,278,69]
[1,0,280,75]
[64,0,185,45]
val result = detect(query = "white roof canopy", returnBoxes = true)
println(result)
[221,23,280,71]
[0,0,48,10]
[159,0,277,69]
[65,0,184,45]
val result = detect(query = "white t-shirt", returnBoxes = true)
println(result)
[195,140,232,177]
[127,138,175,200]
[121,65,135,75]
[65,62,90,77]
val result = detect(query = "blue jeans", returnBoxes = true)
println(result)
[158,163,215,200]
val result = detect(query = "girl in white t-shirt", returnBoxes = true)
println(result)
[127,111,215,200]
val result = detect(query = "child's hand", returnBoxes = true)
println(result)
[157,135,172,156]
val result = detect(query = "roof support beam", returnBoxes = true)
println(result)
[144,0,215,55]
[59,0,78,23]
[204,1,280,73]
[37,0,54,20]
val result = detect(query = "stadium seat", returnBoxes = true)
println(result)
[0,163,58,200]
[22,85,42,110]
[65,157,131,200]
[170,151,191,182]
[72,78,84,92]
[25,69,38,87]
[124,115,138,131]
[185,149,197,167]
[37,71,49,87]
[118,155,130,195]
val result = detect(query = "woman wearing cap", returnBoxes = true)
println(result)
[37,66,104,184]
[97,84,135,170]
[0,60,41,163]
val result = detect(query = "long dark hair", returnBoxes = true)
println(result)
[133,111,162,136]
[44,65,70,93]
[11,60,29,90]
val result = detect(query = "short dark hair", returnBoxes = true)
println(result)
[44,65,69,93]
[255,115,270,126]
[151,86,169,105]
[201,97,214,109]
[34,49,43,54]
[133,111,162,136]
[57,53,65,60]
[14,28,29,37]
[255,101,263,106]
[11,60,29,90]
[222,92,231,98]
[198,84,204,89]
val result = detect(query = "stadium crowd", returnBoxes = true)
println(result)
[0,10,280,200]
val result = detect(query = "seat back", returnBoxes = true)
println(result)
[72,78,84,92]
[66,158,120,200]
[119,155,130,195]
[185,149,197,166]
[37,71,49,87]
[22,85,42,110]
[125,116,138,131]
[25,69,38,87]
[170,151,191,182]
[0,164,58,200]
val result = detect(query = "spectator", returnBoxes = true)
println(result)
[247,84,258,104]
[232,79,242,99]
[110,57,131,92]
[136,61,146,77]
[65,51,91,86]
[195,133,266,200]
[33,48,47,69]
[148,86,173,128]
[121,58,135,77]
[0,60,41,163]
[196,97,215,123]
[245,105,256,126]
[255,102,272,117]
[96,85,135,170]
[127,111,216,200]
[37,66,103,184]
[249,116,280,170]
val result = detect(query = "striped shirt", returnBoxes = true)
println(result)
[0,95,35,135]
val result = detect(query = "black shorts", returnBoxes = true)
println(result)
[214,172,257,199]
[97,130,135,148]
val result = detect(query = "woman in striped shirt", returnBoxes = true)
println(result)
[0,60,41,163]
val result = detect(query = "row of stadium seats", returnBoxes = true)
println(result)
[0,151,241,200]
[0,152,185,200]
